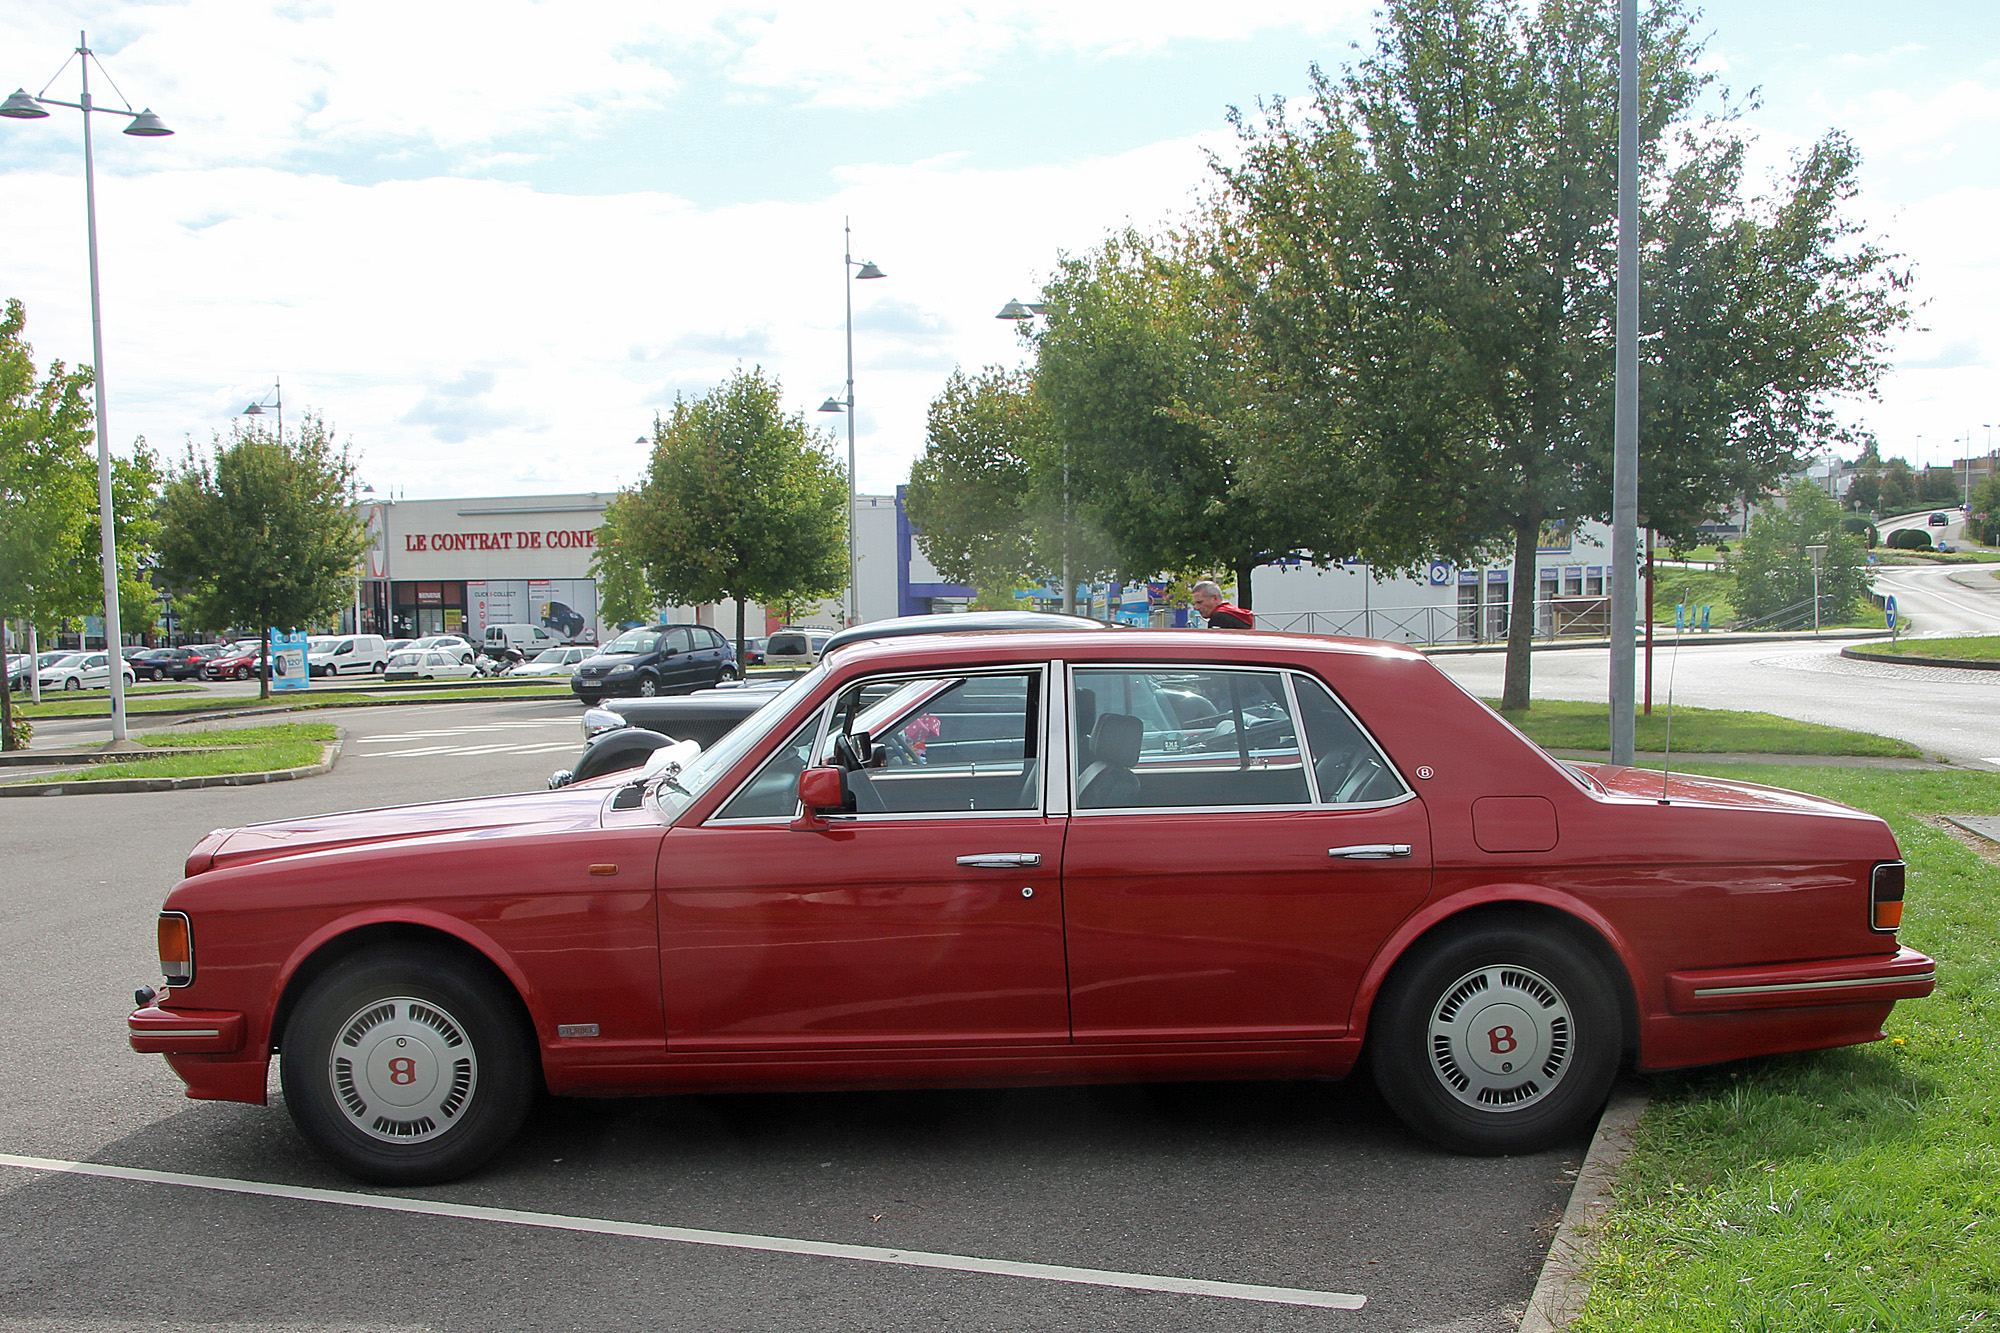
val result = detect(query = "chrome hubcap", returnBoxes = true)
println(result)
[1425,964,1572,1111]
[326,996,479,1144]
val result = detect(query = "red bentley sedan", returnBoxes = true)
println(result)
[130,630,1933,1184]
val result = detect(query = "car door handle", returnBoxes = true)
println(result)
[1328,844,1412,859]
[956,853,1042,868]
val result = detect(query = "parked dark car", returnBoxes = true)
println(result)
[570,623,738,703]
[1928,511,1951,527]
[128,646,212,681]
[548,686,783,788]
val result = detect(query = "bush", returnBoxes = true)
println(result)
[1886,527,1933,550]
[1,707,28,750]
[1838,516,1878,548]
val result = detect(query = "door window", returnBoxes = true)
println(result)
[1070,667,1308,810]
[662,628,695,655]
[1291,672,1409,804]
[815,670,1042,814]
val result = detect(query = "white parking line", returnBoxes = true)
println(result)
[0,1153,1364,1311]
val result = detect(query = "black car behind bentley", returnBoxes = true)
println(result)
[569,623,738,703]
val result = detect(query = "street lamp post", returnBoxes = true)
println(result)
[3,33,173,744]
[817,220,885,628]
[242,377,283,442]
[995,299,1073,615]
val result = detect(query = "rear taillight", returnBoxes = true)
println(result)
[1870,861,1905,933]
[158,911,194,986]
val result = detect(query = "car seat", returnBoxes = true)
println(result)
[1077,712,1142,808]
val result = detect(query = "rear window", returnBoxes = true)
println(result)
[768,632,810,655]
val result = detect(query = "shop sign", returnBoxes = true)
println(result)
[403,529,598,552]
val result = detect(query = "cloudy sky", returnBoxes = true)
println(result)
[2,1,1995,501]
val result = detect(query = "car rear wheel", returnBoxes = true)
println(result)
[1371,920,1619,1155]
[719,663,740,682]
[279,945,535,1185]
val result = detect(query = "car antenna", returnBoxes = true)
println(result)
[1657,595,1685,806]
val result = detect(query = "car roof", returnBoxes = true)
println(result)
[824,626,1426,673]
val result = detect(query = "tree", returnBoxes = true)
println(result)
[613,369,847,657]
[1732,478,1865,623]
[1218,0,1908,708]
[156,415,369,698]
[1033,227,1307,605]
[589,490,658,628]
[1845,472,1880,513]
[1,299,97,746]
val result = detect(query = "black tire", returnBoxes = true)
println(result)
[279,945,536,1185]
[636,675,658,697]
[1370,919,1619,1155]
[64,677,80,691]
[235,665,250,680]
[720,663,740,682]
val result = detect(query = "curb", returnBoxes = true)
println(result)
[0,736,342,797]
[1841,646,2000,672]
[1520,1084,1648,1332]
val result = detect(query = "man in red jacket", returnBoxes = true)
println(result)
[1189,580,1254,629]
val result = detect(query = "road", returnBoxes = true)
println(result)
[1434,560,2000,767]
[0,697,1580,1333]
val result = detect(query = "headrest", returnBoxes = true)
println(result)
[1091,712,1143,769]
[1073,687,1097,738]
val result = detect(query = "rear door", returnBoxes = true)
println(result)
[1060,664,1432,1043]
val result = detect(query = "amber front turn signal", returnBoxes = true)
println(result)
[158,911,193,985]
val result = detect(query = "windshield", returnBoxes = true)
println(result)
[648,663,829,822]
[49,654,86,668]
[309,637,341,651]
[532,647,569,663]
[603,628,654,654]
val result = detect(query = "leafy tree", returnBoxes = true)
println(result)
[1845,472,1880,513]
[614,369,847,657]
[1033,227,1305,605]
[906,368,1044,597]
[0,299,97,746]
[156,415,369,698]
[1217,0,1908,708]
[589,490,658,628]
[1878,460,1915,513]
[1732,478,1864,623]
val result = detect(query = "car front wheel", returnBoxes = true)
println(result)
[636,675,658,697]
[279,945,535,1185]
[235,666,250,680]
[1370,919,1619,1156]
[64,677,80,691]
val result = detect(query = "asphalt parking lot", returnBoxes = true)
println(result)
[0,698,1584,1332]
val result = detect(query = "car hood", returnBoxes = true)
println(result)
[183,783,624,876]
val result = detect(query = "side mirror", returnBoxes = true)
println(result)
[790,766,846,831]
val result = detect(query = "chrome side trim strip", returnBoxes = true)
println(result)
[1692,971,1935,998]
[135,1028,221,1039]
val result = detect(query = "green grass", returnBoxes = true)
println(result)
[138,722,339,748]
[1491,698,1922,757]
[25,721,336,783]
[1574,763,2000,1332]
[1649,570,1735,626]
[1855,635,2000,662]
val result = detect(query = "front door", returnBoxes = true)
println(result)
[657,666,1070,1051]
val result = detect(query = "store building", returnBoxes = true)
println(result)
[360,494,613,642]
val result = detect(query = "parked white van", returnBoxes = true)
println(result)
[306,634,388,677]
[482,623,561,657]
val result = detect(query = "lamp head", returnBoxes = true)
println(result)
[123,108,173,137]
[854,261,885,280]
[243,403,265,415]
[996,299,1048,320]
[818,397,845,414]
[1,89,50,119]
